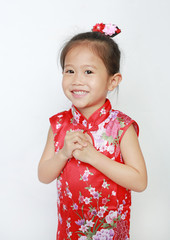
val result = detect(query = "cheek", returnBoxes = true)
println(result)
[62,78,67,90]
[90,78,104,90]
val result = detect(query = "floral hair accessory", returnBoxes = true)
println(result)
[92,23,121,37]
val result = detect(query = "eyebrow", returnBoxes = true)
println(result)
[64,64,97,69]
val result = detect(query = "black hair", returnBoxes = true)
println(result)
[60,31,121,76]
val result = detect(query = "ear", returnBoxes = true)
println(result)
[107,73,122,91]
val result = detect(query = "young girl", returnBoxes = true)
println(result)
[38,23,147,240]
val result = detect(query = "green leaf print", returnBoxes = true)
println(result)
[102,132,114,145]
[95,217,105,232]
[93,218,99,233]
[102,223,110,228]
[113,137,119,146]
[118,129,123,137]
[117,117,125,128]
[87,231,93,239]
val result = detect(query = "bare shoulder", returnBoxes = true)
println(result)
[120,124,139,148]
[39,126,55,164]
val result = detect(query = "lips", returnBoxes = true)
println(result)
[72,90,89,95]
[71,90,89,98]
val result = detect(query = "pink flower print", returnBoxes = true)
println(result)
[91,209,97,216]
[105,214,113,224]
[107,144,115,154]
[68,232,72,238]
[78,236,87,240]
[100,107,106,115]
[119,204,123,211]
[92,191,100,199]
[67,221,71,228]
[95,137,105,150]
[84,169,90,175]
[102,198,108,205]
[84,197,91,205]
[106,118,120,139]
[102,179,110,189]
[56,122,61,129]
[89,187,96,195]
[121,214,125,220]
[66,187,72,198]
[75,219,85,226]
[72,203,78,210]
[97,210,104,218]
[82,119,87,127]
[66,218,72,238]
[82,174,88,181]
[63,204,67,211]
[71,117,77,125]
[79,224,88,233]
[84,210,93,220]
[59,213,62,224]
[105,210,118,224]
[93,229,115,239]
[78,195,84,203]
[99,144,107,152]
[80,168,93,181]
[102,181,107,188]
[74,111,81,123]
[110,210,118,218]
[99,206,107,214]
[103,23,117,36]
[112,190,116,196]
[86,220,94,227]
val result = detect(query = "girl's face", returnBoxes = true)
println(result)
[62,44,115,118]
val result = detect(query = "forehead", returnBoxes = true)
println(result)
[65,43,103,65]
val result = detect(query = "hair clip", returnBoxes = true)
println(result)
[92,23,121,37]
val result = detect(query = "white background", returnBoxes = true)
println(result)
[0,0,170,239]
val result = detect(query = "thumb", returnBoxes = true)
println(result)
[84,133,93,144]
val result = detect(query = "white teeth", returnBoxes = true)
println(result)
[73,91,87,95]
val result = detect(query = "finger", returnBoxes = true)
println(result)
[65,131,88,147]
[72,131,87,140]
[74,143,84,150]
[72,136,87,147]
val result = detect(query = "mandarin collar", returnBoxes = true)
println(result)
[71,98,111,132]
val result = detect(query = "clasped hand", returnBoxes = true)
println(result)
[61,130,96,164]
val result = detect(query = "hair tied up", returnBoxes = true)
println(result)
[92,23,121,38]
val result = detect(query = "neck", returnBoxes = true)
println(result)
[75,99,107,119]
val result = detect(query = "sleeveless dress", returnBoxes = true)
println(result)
[49,98,139,240]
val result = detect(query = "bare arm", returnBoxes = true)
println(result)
[73,125,148,192]
[38,126,68,183]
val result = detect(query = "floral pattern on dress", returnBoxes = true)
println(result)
[49,98,139,240]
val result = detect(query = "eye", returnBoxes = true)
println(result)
[65,69,74,74]
[85,70,93,74]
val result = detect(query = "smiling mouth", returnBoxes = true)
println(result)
[72,90,89,96]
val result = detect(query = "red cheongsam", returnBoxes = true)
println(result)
[49,98,139,240]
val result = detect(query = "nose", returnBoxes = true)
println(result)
[72,72,84,85]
